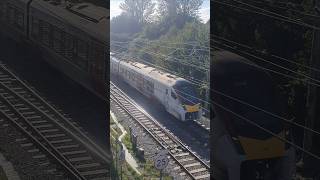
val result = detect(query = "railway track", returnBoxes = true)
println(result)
[110,82,210,180]
[0,62,110,180]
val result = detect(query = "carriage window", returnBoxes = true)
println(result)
[143,79,154,94]
[15,10,24,30]
[89,44,104,74]
[53,27,64,55]
[31,17,39,38]
[77,40,88,59]
[64,33,74,60]
[7,6,14,24]
[166,89,168,95]
[0,3,4,20]
[40,21,51,47]
[171,91,177,99]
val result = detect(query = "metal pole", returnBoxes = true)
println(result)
[115,141,118,179]
[121,164,123,180]
[304,0,320,164]
[160,170,163,180]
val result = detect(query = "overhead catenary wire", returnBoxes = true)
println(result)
[247,0,320,19]
[113,38,320,100]
[111,47,209,86]
[114,39,320,87]
[111,41,210,70]
[212,35,320,74]
[211,0,320,30]
[214,41,320,85]
[110,51,211,113]
[112,44,320,138]
[213,43,320,88]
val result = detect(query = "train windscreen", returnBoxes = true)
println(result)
[173,80,200,105]
[227,75,284,140]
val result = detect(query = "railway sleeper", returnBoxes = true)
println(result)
[30,120,48,124]
[21,111,37,116]
[75,162,101,170]
[178,157,195,163]
[15,137,27,142]
[32,154,47,159]
[174,152,190,158]
[39,128,60,133]
[61,150,87,156]
[34,124,54,129]
[194,173,210,180]
[44,133,66,139]
[17,107,31,111]
[68,156,93,164]
[76,165,107,173]
[185,164,204,172]
[13,103,26,108]
[25,115,43,120]
[189,168,208,175]
[49,138,73,144]
[80,169,109,177]
[56,144,80,151]
[27,148,40,153]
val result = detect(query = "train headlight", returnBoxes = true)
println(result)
[185,104,200,112]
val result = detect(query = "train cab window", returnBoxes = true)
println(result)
[171,91,177,99]
[31,17,40,38]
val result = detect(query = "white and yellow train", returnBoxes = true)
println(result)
[111,55,201,121]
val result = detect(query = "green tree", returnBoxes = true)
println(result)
[120,0,156,25]
[157,0,203,18]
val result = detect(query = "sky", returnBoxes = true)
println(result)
[110,0,210,23]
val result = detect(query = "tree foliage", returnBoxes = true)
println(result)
[119,0,156,25]
[111,0,210,110]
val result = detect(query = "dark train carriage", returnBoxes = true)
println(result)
[0,0,30,42]
[211,51,296,180]
[28,1,109,97]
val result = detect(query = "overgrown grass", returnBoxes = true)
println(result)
[110,116,173,179]
[0,166,8,180]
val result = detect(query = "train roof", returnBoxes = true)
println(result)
[119,59,185,86]
[31,0,109,44]
[212,50,269,77]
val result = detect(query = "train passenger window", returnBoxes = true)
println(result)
[53,27,63,54]
[77,40,88,60]
[40,21,51,47]
[15,10,24,30]
[89,44,104,74]
[31,17,39,38]
[0,2,4,20]
[166,89,168,95]
[7,7,15,24]
[171,91,177,99]
[64,33,74,60]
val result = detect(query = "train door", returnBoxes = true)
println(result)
[164,88,170,110]
[137,74,143,91]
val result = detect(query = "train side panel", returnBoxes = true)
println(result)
[0,0,30,42]
[117,60,183,120]
[28,1,107,98]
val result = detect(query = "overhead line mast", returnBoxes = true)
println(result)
[303,0,320,168]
